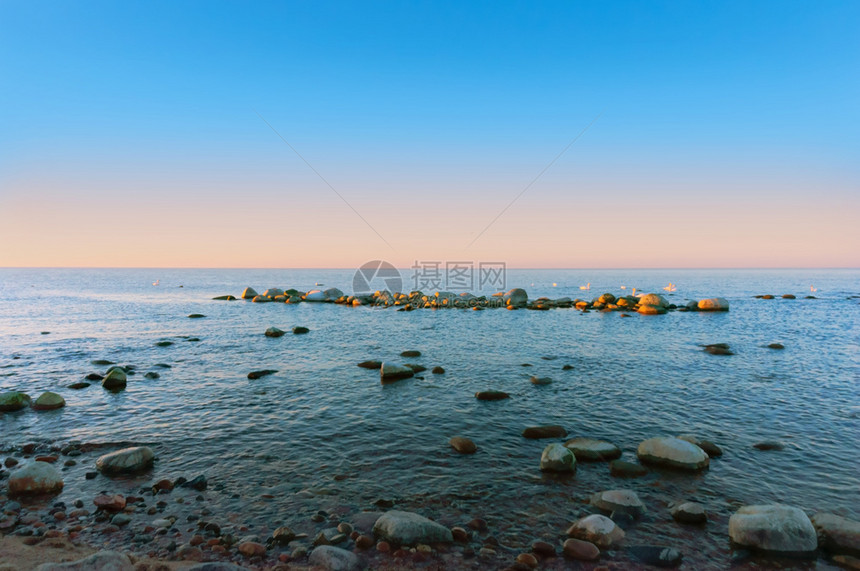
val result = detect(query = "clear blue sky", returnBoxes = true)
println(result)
[1,1,858,267]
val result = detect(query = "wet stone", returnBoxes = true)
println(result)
[629,545,684,567]
[523,425,567,439]
[449,436,477,454]
[609,460,648,478]
[671,502,707,524]
[563,538,600,560]
[475,391,509,401]
[754,441,785,451]
[248,369,277,380]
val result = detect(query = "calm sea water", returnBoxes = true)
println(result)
[1,268,858,567]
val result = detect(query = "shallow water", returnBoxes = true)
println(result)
[1,268,858,568]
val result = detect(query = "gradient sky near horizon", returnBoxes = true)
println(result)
[1,1,858,269]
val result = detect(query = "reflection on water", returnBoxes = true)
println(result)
[1,268,858,568]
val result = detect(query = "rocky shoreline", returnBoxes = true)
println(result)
[1,433,858,570]
[1,286,855,570]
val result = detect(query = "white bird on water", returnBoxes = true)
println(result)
[810,285,817,292]
[152,279,160,286]
[579,282,591,290]
[663,282,677,292]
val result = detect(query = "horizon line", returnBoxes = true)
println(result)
[1,266,858,271]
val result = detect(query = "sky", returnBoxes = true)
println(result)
[1,1,858,268]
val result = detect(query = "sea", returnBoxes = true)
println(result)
[1,268,858,568]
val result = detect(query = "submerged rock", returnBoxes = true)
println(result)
[96,446,155,474]
[380,363,414,384]
[539,443,576,472]
[637,437,710,470]
[372,510,453,545]
[475,391,509,401]
[248,369,277,380]
[431,366,445,374]
[0,391,32,412]
[188,313,206,318]
[292,326,310,334]
[400,350,421,357]
[729,504,817,555]
[523,425,567,439]
[265,327,285,338]
[753,440,785,451]
[629,545,683,567]
[32,392,65,411]
[357,360,382,369]
[704,343,734,355]
[564,437,622,461]
[449,436,477,454]
[8,461,64,495]
[212,295,236,301]
[530,376,553,385]
[609,460,649,478]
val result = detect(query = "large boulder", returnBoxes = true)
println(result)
[637,437,709,470]
[811,513,860,555]
[638,293,669,308]
[262,288,283,298]
[380,363,414,384]
[503,288,528,308]
[241,287,258,299]
[8,461,64,495]
[304,290,327,302]
[96,446,155,474]
[590,489,646,516]
[32,391,66,411]
[728,504,817,555]
[324,287,345,300]
[540,443,576,472]
[698,297,730,312]
[101,368,127,390]
[564,437,621,461]
[309,545,362,571]
[638,304,667,315]
[372,510,453,545]
[567,514,625,548]
[0,391,31,412]
[36,551,133,571]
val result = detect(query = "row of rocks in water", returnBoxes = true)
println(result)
[216,286,732,313]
